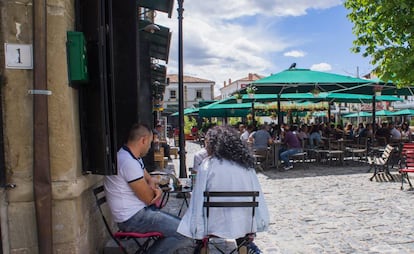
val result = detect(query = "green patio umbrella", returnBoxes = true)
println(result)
[251,68,376,94]
[375,110,394,116]
[198,102,251,118]
[390,109,414,116]
[222,93,278,104]
[343,112,372,118]
[250,68,412,96]
[170,107,199,116]
[280,92,402,103]
[312,111,327,117]
[250,68,408,128]
[352,78,414,96]
[227,92,391,103]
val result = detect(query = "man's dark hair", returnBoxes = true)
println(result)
[128,123,152,142]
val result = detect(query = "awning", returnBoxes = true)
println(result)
[376,110,394,116]
[151,64,167,84]
[170,107,199,116]
[390,109,414,116]
[139,20,171,63]
[343,112,372,118]
[139,0,174,18]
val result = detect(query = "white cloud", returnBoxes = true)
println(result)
[284,50,306,58]
[181,1,342,20]
[155,1,344,96]
[310,62,332,71]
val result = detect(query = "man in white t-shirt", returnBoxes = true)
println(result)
[104,123,194,253]
[389,122,401,140]
[240,125,254,143]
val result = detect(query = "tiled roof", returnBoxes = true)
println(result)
[167,74,214,83]
[238,73,265,81]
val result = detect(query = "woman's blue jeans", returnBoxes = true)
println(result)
[309,132,321,148]
[118,206,194,254]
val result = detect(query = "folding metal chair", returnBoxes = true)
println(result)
[93,185,163,254]
[253,148,269,171]
[196,191,259,254]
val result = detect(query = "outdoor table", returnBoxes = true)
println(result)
[160,180,191,217]
[269,142,282,168]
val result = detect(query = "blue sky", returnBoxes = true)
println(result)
[156,1,373,95]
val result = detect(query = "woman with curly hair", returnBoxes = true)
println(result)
[177,125,269,254]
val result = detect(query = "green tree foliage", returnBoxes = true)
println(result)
[184,115,197,134]
[344,0,414,86]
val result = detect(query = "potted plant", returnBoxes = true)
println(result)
[310,88,321,97]
[234,92,243,103]
[246,86,257,98]
[373,85,383,96]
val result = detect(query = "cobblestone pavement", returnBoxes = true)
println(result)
[164,140,414,254]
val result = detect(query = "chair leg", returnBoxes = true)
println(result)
[401,172,406,190]
[386,171,395,181]
[195,239,209,254]
[370,165,378,181]
[400,172,413,190]
[408,176,413,190]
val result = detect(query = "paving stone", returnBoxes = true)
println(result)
[164,140,414,253]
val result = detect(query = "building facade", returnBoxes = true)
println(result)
[219,73,264,99]
[163,74,215,114]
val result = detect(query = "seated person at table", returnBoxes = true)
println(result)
[308,124,322,148]
[334,124,345,139]
[389,122,401,141]
[355,123,366,137]
[251,124,273,151]
[344,123,354,139]
[178,125,269,254]
[240,124,254,143]
[401,123,412,141]
[104,123,194,254]
[238,123,246,137]
[375,122,391,145]
[296,124,309,141]
[360,123,373,140]
[279,123,303,170]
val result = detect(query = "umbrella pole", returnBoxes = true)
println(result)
[328,102,332,123]
[251,100,256,126]
[372,95,376,134]
[277,94,281,126]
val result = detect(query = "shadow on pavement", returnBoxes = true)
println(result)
[260,163,398,180]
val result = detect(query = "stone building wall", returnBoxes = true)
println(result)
[0,1,103,253]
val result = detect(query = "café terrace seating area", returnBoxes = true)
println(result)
[251,129,413,189]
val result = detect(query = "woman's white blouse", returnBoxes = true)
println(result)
[177,157,269,240]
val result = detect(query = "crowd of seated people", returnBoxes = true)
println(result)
[195,120,413,171]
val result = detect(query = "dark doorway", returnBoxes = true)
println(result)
[75,0,152,175]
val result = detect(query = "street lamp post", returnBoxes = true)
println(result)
[177,0,187,178]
